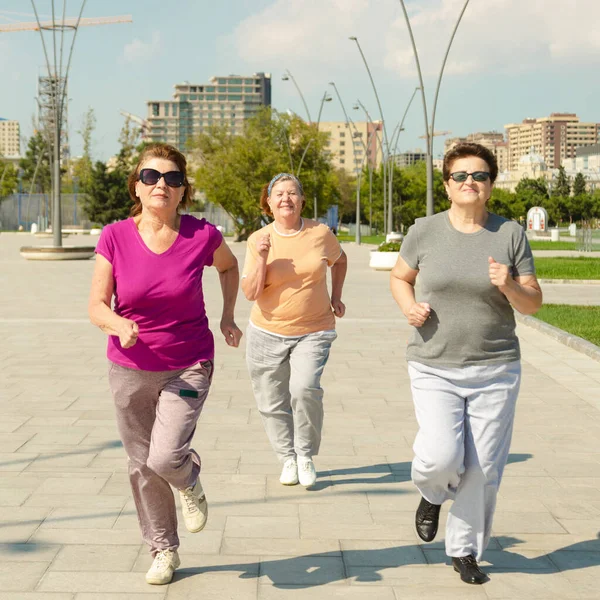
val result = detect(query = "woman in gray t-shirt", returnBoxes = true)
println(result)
[391,142,542,585]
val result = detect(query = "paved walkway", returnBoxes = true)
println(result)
[1,232,599,599]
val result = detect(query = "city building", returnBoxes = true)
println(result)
[0,118,20,157]
[391,149,427,168]
[444,131,507,172]
[145,73,272,149]
[318,120,382,175]
[562,143,600,192]
[505,113,600,171]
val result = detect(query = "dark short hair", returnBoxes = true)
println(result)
[443,142,498,184]
[127,143,194,217]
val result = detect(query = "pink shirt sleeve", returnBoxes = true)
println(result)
[95,225,115,264]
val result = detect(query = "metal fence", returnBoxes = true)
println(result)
[576,225,599,252]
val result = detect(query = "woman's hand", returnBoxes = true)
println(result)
[488,257,513,292]
[220,318,243,347]
[117,318,139,348]
[406,302,431,328]
[331,298,346,318]
[256,233,271,259]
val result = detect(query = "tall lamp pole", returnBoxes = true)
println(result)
[397,0,471,216]
[329,81,362,244]
[281,69,312,122]
[313,91,332,219]
[349,36,391,233]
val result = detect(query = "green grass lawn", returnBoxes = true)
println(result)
[534,257,600,280]
[529,241,579,250]
[337,233,386,245]
[534,304,600,347]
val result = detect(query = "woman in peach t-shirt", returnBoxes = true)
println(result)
[242,173,347,488]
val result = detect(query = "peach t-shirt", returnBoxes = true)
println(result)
[243,219,342,336]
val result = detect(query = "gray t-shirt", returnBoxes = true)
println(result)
[399,210,535,367]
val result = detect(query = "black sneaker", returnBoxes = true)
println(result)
[415,496,441,542]
[452,554,488,585]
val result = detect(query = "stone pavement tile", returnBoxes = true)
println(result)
[495,533,600,553]
[265,477,368,506]
[0,561,50,591]
[0,507,50,543]
[0,415,32,432]
[30,528,143,547]
[49,544,141,572]
[222,538,341,557]
[0,487,33,506]
[40,508,121,530]
[554,476,600,489]
[210,502,297,519]
[165,572,258,599]
[0,543,60,562]
[24,494,128,510]
[554,518,600,535]
[483,570,593,599]
[175,529,223,554]
[391,587,486,600]
[36,572,165,594]
[25,454,96,471]
[341,541,427,567]
[75,594,164,600]
[133,551,260,576]
[35,477,109,496]
[255,555,345,586]
[259,586,396,599]
[298,503,374,526]
[0,594,74,600]
[542,499,600,519]
[0,434,36,453]
[491,511,567,534]
[225,516,299,539]
[423,548,557,570]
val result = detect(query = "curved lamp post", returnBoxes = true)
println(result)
[281,70,312,122]
[349,36,391,233]
[397,0,471,216]
[329,81,362,244]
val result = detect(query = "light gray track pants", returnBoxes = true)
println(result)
[408,360,521,561]
[246,324,337,463]
[108,360,212,555]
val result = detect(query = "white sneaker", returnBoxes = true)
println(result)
[179,478,208,533]
[145,549,180,585]
[279,458,299,485]
[298,456,317,487]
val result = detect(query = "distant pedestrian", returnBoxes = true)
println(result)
[242,173,347,488]
[390,142,542,584]
[88,143,242,585]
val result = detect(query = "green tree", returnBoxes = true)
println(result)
[553,165,571,198]
[489,188,520,220]
[572,172,587,197]
[192,108,336,240]
[19,131,52,193]
[72,107,96,191]
[0,161,19,197]
[80,160,130,225]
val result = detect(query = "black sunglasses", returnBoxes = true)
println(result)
[139,168,185,188]
[449,171,491,183]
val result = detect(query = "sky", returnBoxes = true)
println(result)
[1,0,600,162]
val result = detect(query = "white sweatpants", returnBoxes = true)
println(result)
[408,360,521,561]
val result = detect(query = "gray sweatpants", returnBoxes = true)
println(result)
[246,324,337,463]
[108,360,212,555]
[408,360,521,561]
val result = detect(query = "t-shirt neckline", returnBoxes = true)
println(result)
[130,215,185,257]
[272,218,304,237]
[444,210,491,237]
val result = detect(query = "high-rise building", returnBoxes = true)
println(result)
[0,118,20,157]
[444,132,507,171]
[318,120,382,175]
[146,73,272,149]
[505,113,600,171]
[391,150,427,168]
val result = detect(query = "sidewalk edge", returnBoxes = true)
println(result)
[516,313,600,363]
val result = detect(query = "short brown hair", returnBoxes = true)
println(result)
[443,142,498,184]
[259,174,305,216]
[127,143,194,217]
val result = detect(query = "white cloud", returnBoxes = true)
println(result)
[229,0,600,88]
[122,31,162,64]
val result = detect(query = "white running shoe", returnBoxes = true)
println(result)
[179,478,208,533]
[298,456,317,487]
[145,549,180,585]
[279,457,299,485]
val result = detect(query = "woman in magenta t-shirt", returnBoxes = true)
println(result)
[88,143,242,586]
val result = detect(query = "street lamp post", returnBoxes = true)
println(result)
[397,0,471,216]
[329,81,362,244]
[313,91,332,220]
[349,36,391,233]
[281,69,312,122]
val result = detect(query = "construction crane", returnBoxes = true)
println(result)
[419,130,452,139]
[120,110,149,140]
[0,15,132,32]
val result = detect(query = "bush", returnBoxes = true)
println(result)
[377,241,401,252]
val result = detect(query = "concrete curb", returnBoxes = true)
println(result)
[538,278,600,285]
[516,313,600,363]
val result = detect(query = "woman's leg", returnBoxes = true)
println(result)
[108,363,179,555]
[445,361,521,561]
[288,330,337,459]
[245,325,295,463]
[408,362,466,506]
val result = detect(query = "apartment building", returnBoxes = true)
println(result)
[444,131,507,172]
[318,120,383,175]
[146,73,271,149]
[505,113,600,171]
[391,149,427,168]
[0,118,20,157]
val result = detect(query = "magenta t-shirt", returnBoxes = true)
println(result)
[95,215,223,371]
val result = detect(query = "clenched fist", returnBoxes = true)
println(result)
[406,302,431,328]
[488,256,512,291]
[256,233,271,259]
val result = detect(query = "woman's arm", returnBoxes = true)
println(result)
[212,239,243,347]
[88,254,139,348]
[488,257,543,315]
[390,256,431,327]
[330,250,347,317]
[241,232,270,301]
